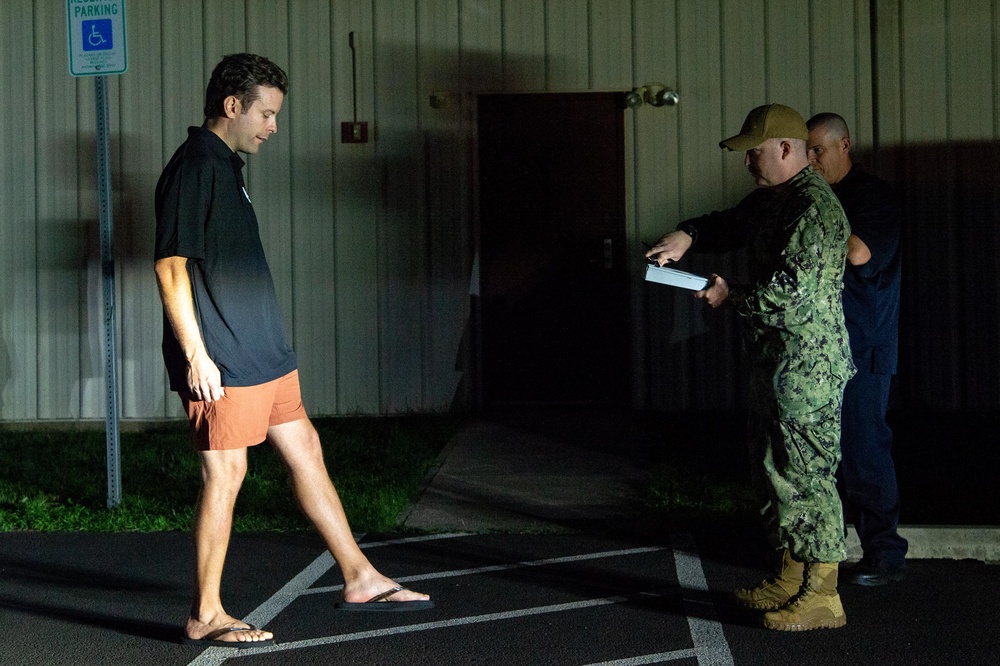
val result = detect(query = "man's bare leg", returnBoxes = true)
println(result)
[186,448,273,643]
[267,418,429,603]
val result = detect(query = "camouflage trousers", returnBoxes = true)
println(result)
[747,357,850,563]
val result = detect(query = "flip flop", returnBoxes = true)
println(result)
[334,585,434,612]
[181,624,275,648]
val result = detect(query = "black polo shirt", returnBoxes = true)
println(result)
[154,126,297,391]
[832,164,901,375]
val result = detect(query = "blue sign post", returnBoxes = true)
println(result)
[67,0,128,509]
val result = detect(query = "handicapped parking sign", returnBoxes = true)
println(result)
[67,1,127,76]
[82,19,113,52]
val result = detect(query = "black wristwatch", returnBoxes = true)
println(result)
[676,222,698,245]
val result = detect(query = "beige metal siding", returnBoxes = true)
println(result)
[632,0,680,403]
[118,0,165,419]
[547,0,591,90]
[2,0,996,421]
[288,0,338,411]
[1,1,38,421]
[373,1,425,413]
[876,0,1000,409]
[500,0,546,90]
[334,1,381,414]
[36,1,82,419]
[417,0,468,411]
[945,0,994,140]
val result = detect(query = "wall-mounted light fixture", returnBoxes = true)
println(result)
[626,83,680,109]
[625,88,645,109]
[645,83,680,107]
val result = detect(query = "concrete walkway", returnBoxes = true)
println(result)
[402,415,647,533]
[403,409,1000,562]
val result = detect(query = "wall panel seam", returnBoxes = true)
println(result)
[587,0,593,89]
[543,0,550,89]
[995,0,999,136]
[945,0,952,140]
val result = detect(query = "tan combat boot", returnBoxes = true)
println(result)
[763,561,847,631]
[732,549,804,610]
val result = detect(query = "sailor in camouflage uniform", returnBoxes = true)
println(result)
[646,104,855,631]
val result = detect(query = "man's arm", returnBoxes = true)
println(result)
[644,209,743,266]
[154,256,224,402]
[838,173,899,275]
[645,187,772,266]
[847,233,871,266]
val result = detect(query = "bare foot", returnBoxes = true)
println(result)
[185,613,273,645]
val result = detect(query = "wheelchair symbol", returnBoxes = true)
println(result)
[88,25,106,47]
[82,19,113,52]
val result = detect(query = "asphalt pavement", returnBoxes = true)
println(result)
[3,407,998,665]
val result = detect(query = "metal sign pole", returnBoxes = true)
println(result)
[95,74,122,509]
[66,0,126,509]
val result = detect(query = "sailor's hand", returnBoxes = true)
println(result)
[694,274,729,308]
[645,230,693,266]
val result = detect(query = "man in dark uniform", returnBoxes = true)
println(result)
[154,53,431,648]
[807,112,907,585]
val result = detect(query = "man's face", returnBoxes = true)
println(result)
[807,126,850,184]
[229,85,283,154]
[744,139,786,187]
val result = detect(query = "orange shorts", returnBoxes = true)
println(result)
[180,370,308,451]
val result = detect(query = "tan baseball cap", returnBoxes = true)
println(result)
[719,103,809,151]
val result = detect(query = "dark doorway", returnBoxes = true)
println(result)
[478,93,629,405]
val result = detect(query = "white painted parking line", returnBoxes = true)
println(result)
[671,533,734,666]
[185,533,716,665]
[219,595,632,656]
[185,533,468,666]
[185,550,336,666]
[301,545,670,595]
[357,532,472,549]
[583,650,699,665]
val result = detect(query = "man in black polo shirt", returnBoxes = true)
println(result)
[807,112,907,586]
[154,53,431,648]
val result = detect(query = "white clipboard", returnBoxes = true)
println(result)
[644,264,710,291]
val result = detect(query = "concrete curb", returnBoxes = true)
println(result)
[847,526,1000,562]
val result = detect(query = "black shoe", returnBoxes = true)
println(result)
[841,559,906,586]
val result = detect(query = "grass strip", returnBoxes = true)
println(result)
[0,416,457,533]
[644,462,754,519]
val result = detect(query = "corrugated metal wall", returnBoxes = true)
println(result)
[873,0,1000,410]
[640,0,876,410]
[1,1,996,422]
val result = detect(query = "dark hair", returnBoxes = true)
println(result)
[203,53,288,119]
[806,112,850,140]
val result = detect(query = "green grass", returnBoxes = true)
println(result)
[644,463,755,519]
[0,416,458,533]
[637,411,757,525]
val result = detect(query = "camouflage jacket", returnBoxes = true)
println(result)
[683,166,855,379]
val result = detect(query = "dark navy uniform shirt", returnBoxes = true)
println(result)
[831,164,901,375]
[154,126,297,391]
